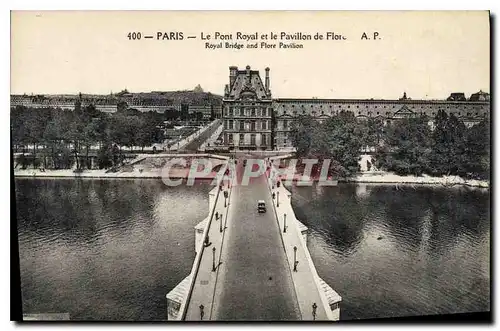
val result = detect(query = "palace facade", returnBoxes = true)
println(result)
[222,65,273,150]
[221,65,490,150]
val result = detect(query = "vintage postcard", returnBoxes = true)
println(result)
[10,11,490,322]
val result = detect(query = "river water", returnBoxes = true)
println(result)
[15,179,490,320]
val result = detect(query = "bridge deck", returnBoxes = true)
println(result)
[210,159,301,320]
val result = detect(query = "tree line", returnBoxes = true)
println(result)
[11,103,168,170]
[289,110,490,180]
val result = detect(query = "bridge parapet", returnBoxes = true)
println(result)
[266,157,342,321]
[166,158,233,321]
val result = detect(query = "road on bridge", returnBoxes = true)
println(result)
[211,157,301,320]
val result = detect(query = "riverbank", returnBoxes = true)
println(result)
[273,169,489,189]
[14,168,489,188]
[348,171,489,188]
[13,168,220,180]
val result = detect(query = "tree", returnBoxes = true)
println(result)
[195,111,204,122]
[429,110,467,176]
[289,112,365,177]
[289,115,315,157]
[461,118,490,179]
[376,116,432,176]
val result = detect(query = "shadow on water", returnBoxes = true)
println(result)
[290,183,490,321]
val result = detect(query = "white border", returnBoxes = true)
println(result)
[3,1,497,331]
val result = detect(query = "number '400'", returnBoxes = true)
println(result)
[127,32,142,40]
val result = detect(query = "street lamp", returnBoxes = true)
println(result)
[283,213,287,233]
[212,247,216,272]
[293,246,298,272]
[199,304,205,320]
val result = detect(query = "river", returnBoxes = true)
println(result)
[14,179,490,320]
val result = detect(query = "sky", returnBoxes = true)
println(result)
[10,11,490,100]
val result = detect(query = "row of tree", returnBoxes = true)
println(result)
[289,110,490,180]
[11,104,167,170]
[376,110,490,179]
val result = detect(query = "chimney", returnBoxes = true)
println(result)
[265,67,270,93]
[229,66,238,89]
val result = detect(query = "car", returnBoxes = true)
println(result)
[257,200,266,213]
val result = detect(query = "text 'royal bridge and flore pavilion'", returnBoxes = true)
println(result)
[221,65,490,151]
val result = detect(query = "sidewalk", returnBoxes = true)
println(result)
[266,164,333,321]
[184,175,234,321]
[170,120,221,152]
[198,124,223,152]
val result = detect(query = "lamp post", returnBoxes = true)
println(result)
[293,246,298,272]
[283,214,287,233]
[200,304,204,320]
[212,247,216,272]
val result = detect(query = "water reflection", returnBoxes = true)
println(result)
[15,178,212,321]
[290,183,490,320]
[15,179,490,321]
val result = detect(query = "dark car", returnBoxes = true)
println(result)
[258,200,266,213]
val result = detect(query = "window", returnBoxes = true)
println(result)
[262,134,267,146]
[262,121,267,130]
[239,133,244,144]
[240,121,244,130]
[251,108,256,116]
[240,108,244,116]
[228,134,233,143]
[284,120,288,129]
[228,120,233,129]
[224,120,228,129]
[251,121,256,131]
[250,134,256,145]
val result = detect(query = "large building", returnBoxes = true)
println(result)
[222,65,273,150]
[10,90,221,115]
[221,65,490,150]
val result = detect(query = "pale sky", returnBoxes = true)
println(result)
[11,11,490,99]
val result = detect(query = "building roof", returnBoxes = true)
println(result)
[227,66,269,100]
